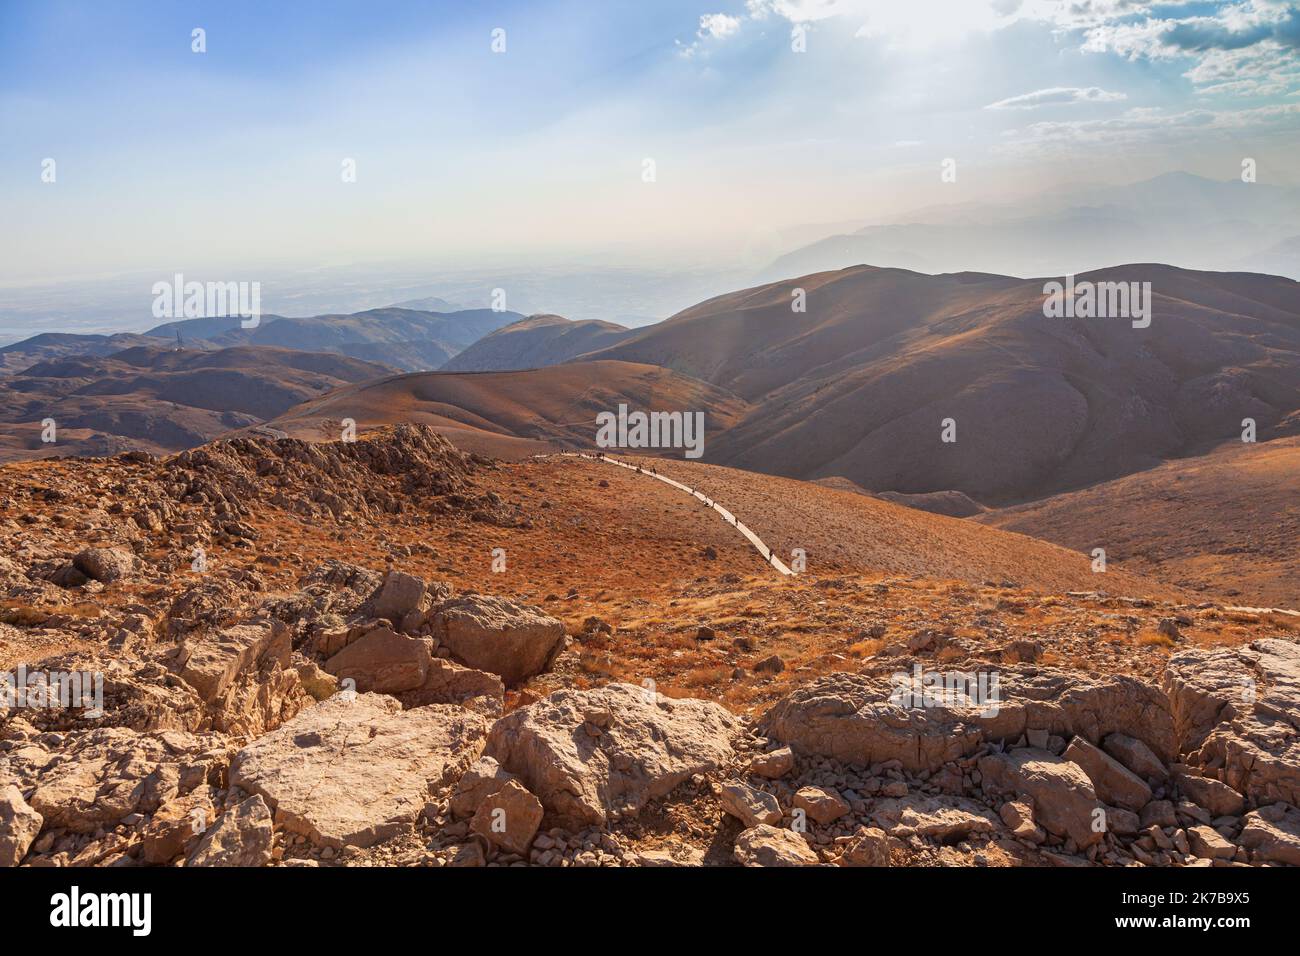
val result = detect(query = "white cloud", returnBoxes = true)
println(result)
[986,86,1128,109]
[698,13,743,39]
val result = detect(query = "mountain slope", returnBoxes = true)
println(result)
[0,345,395,461]
[583,263,1300,503]
[441,314,634,371]
[263,361,750,458]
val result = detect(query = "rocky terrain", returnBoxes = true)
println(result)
[1,425,1297,868]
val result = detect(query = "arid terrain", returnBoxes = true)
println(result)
[2,424,1297,869]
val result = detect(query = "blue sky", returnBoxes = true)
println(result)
[2,0,1298,282]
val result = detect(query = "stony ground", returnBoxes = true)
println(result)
[1,426,1298,868]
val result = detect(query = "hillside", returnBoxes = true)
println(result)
[0,331,215,376]
[0,345,394,462]
[264,360,751,458]
[583,263,1300,504]
[442,314,633,371]
[978,436,1300,609]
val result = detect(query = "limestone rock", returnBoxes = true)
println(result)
[793,786,850,825]
[370,570,426,623]
[1240,803,1300,865]
[230,693,487,848]
[398,657,504,715]
[762,669,1173,774]
[750,745,794,779]
[186,794,274,867]
[469,779,544,855]
[1063,736,1152,811]
[0,786,43,867]
[1103,732,1169,783]
[323,625,429,694]
[978,748,1104,847]
[73,546,136,584]
[1175,770,1245,817]
[1186,824,1235,861]
[733,824,819,866]
[719,780,782,827]
[431,594,566,685]
[839,826,890,866]
[485,683,739,827]
[449,756,515,819]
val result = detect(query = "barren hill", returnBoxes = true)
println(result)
[0,345,394,462]
[584,263,1300,503]
[263,360,750,458]
[442,314,633,371]
[978,436,1300,609]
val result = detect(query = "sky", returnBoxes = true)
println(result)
[2,0,1299,284]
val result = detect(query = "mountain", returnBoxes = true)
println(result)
[977,436,1300,608]
[762,173,1300,282]
[441,314,634,371]
[143,307,526,371]
[581,263,1300,504]
[0,332,215,376]
[263,360,750,459]
[0,345,394,462]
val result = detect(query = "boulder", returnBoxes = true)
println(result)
[761,669,1173,774]
[1102,733,1169,783]
[431,594,566,685]
[1186,824,1236,861]
[1239,803,1300,866]
[469,779,544,855]
[141,790,214,864]
[793,786,851,825]
[323,626,429,694]
[719,780,782,827]
[186,794,274,867]
[978,748,1104,848]
[398,658,504,715]
[370,570,426,623]
[0,786,42,867]
[750,745,794,779]
[839,826,890,866]
[733,825,819,866]
[872,795,1000,842]
[1164,639,1300,808]
[449,756,515,819]
[485,683,739,827]
[230,693,488,848]
[1175,770,1245,817]
[1063,736,1152,811]
[73,547,136,584]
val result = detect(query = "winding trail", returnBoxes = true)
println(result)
[553,452,794,576]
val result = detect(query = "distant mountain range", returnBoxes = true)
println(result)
[442,314,634,371]
[760,173,1300,282]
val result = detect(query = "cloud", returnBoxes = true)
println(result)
[698,13,743,39]
[998,101,1300,152]
[986,86,1128,109]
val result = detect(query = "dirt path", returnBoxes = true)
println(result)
[556,452,794,576]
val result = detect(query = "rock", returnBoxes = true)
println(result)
[449,756,515,818]
[397,658,504,715]
[839,826,890,866]
[0,786,43,867]
[485,683,739,827]
[230,693,488,848]
[448,841,486,867]
[176,621,290,704]
[431,594,566,685]
[1063,736,1152,811]
[793,786,850,825]
[1140,799,1178,829]
[873,795,1000,842]
[469,779,544,855]
[750,745,794,779]
[1186,824,1236,861]
[978,748,1104,847]
[633,847,705,867]
[186,795,274,867]
[762,669,1173,774]
[719,780,782,827]
[999,800,1042,841]
[1175,771,1245,817]
[1239,804,1300,865]
[73,547,136,583]
[141,790,214,864]
[733,825,819,866]
[370,570,426,623]
[1107,807,1141,836]
[1103,733,1169,782]
[323,626,429,694]
[295,659,338,702]
[754,655,785,674]
[1164,639,1300,807]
